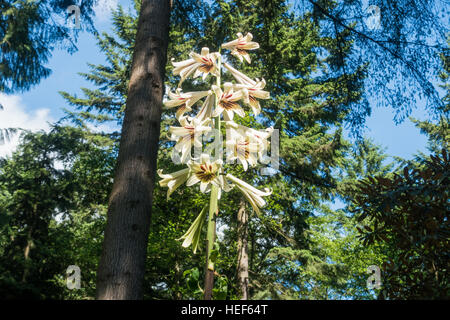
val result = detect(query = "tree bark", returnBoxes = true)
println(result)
[21,228,33,283]
[237,198,249,300]
[22,203,37,283]
[96,0,171,300]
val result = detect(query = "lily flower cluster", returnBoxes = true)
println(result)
[159,32,273,252]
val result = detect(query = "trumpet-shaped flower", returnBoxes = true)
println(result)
[212,82,245,121]
[191,47,221,79]
[226,129,259,171]
[226,173,272,215]
[157,168,190,199]
[226,121,274,160]
[172,47,220,85]
[169,117,211,163]
[221,32,259,63]
[225,121,273,143]
[164,89,212,120]
[194,93,214,122]
[238,81,270,115]
[187,154,223,193]
[177,205,208,253]
[223,62,255,85]
[224,63,270,116]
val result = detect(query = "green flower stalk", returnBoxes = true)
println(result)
[158,32,273,299]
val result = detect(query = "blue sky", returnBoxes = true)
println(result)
[0,0,436,160]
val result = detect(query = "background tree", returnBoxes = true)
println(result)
[63,0,368,299]
[60,0,212,300]
[296,0,449,131]
[1,0,447,301]
[0,0,99,93]
[351,49,449,299]
[95,0,171,300]
[354,149,449,299]
[0,125,114,299]
[306,139,393,299]
[196,0,369,299]
[411,39,449,155]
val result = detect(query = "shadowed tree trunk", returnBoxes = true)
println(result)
[21,228,33,283]
[22,204,38,283]
[237,198,249,300]
[96,0,171,300]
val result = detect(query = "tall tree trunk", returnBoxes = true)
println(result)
[96,0,171,300]
[173,258,183,300]
[21,228,33,283]
[237,198,249,300]
[22,204,37,283]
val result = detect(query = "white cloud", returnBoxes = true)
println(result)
[0,93,54,158]
[93,0,118,22]
[86,121,120,134]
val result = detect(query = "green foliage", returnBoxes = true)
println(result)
[410,41,450,155]
[0,125,114,298]
[1,0,447,301]
[203,0,369,300]
[305,0,449,130]
[183,267,203,298]
[353,150,449,299]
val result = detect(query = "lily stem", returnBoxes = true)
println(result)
[204,51,221,300]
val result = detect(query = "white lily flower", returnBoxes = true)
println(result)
[223,62,256,85]
[194,92,214,122]
[172,47,220,85]
[157,168,190,199]
[225,121,274,160]
[221,32,259,63]
[226,173,272,215]
[226,128,259,171]
[212,82,245,121]
[187,154,223,193]
[164,89,211,109]
[164,89,212,120]
[172,58,199,86]
[169,117,211,163]
[177,205,208,253]
[223,63,270,116]
[238,81,270,115]
[191,47,221,79]
[225,121,273,143]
